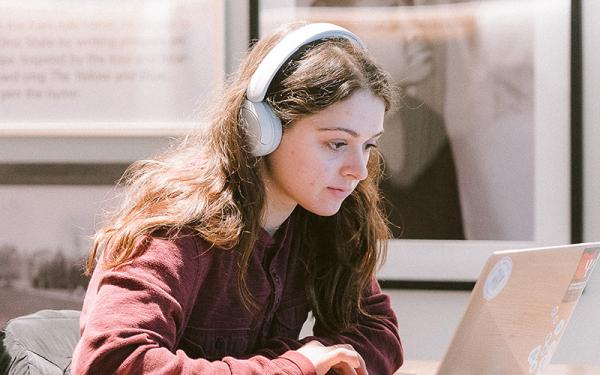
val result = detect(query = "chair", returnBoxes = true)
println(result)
[0,309,80,375]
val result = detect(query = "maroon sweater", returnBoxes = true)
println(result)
[71,222,403,374]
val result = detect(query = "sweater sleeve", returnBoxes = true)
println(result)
[255,278,403,375]
[71,234,316,375]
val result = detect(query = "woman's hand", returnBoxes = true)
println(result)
[296,340,368,375]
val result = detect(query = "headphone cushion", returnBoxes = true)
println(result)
[241,100,283,156]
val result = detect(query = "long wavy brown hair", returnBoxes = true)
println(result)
[86,22,396,332]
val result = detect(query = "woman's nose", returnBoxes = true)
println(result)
[343,149,369,181]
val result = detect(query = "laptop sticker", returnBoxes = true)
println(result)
[562,247,600,302]
[484,256,512,301]
[527,306,564,375]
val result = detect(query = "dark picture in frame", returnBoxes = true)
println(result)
[259,0,572,280]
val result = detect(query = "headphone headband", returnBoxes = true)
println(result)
[241,23,365,157]
[246,23,366,103]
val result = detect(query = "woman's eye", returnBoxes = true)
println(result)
[365,143,378,150]
[328,141,347,150]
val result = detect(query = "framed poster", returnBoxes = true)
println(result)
[259,0,572,281]
[0,185,121,326]
[0,0,225,136]
[583,0,600,244]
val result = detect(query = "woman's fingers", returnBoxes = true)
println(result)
[325,346,362,369]
[355,350,368,375]
[332,362,358,375]
[329,344,368,375]
[297,341,368,375]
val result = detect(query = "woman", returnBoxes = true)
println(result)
[72,22,403,374]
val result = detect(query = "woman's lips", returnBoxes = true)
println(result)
[327,187,351,199]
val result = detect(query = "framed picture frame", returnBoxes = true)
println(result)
[0,184,119,326]
[583,0,600,244]
[0,0,225,137]
[258,0,572,281]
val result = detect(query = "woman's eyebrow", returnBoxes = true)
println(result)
[317,127,384,139]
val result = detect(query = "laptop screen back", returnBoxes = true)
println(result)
[437,243,600,375]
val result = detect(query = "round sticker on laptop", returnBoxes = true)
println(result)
[484,256,513,301]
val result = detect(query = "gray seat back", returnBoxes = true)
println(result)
[0,309,80,375]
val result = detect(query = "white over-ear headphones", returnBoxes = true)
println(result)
[241,23,366,157]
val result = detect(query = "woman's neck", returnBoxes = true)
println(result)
[261,200,296,235]
[260,166,297,236]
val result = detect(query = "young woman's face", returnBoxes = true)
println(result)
[263,89,385,217]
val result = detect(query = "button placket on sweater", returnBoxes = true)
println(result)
[259,245,276,337]
[258,221,292,339]
[272,270,282,306]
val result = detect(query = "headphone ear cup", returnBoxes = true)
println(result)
[240,100,283,156]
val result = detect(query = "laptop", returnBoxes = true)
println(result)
[415,242,600,375]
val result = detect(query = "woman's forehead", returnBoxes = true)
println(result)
[299,90,386,136]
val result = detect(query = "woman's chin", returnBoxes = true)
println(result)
[302,203,342,217]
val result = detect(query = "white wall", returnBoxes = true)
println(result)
[225,0,250,75]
